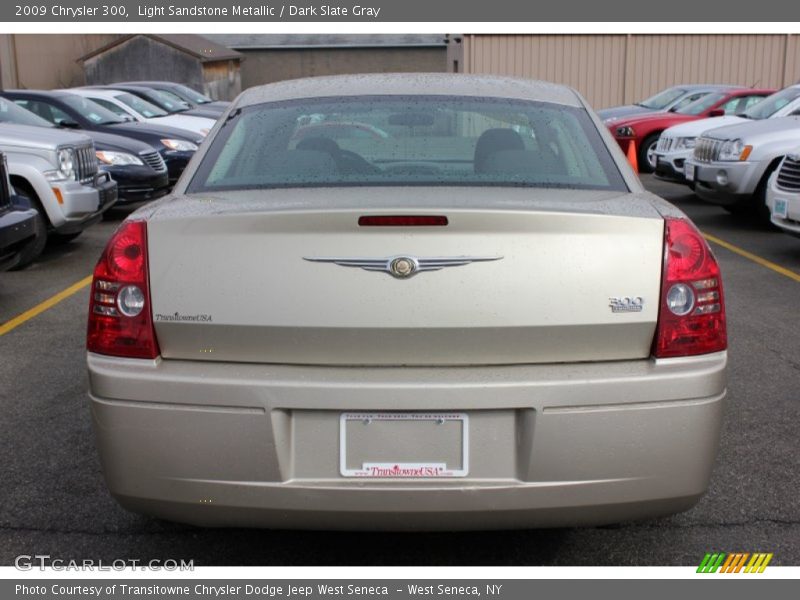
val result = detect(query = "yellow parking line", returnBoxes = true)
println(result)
[704,233,800,283]
[0,275,92,337]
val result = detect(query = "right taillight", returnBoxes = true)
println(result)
[653,217,727,358]
[87,220,160,359]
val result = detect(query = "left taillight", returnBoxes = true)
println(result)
[87,220,160,359]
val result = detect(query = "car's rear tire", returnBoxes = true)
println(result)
[9,184,48,270]
[639,134,661,174]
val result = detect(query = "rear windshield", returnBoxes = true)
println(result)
[187,95,627,193]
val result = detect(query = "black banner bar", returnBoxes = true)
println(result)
[4,579,797,600]
[4,0,800,22]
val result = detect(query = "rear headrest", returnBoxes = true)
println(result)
[296,136,341,155]
[478,149,565,177]
[474,128,525,173]
[263,150,338,178]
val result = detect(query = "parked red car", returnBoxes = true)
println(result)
[608,88,775,172]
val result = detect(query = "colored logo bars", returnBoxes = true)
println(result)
[697,552,774,573]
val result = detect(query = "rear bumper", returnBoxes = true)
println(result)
[87,352,727,530]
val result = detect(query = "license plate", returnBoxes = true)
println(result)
[685,163,695,181]
[339,412,469,478]
[773,198,788,218]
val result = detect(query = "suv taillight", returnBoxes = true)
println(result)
[653,217,727,358]
[87,220,159,359]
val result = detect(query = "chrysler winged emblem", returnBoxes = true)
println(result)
[303,255,503,279]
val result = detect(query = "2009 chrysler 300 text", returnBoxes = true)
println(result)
[86,74,728,530]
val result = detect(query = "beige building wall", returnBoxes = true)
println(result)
[0,34,118,90]
[238,47,447,88]
[0,35,19,89]
[0,35,443,95]
[459,35,800,109]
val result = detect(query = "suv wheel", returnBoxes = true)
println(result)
[639,134,660,174]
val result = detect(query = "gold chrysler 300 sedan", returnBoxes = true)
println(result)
[86,74,727,530]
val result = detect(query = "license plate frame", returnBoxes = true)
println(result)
[339,412,469,478]
[685,162,695,181]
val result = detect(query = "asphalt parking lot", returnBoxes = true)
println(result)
[0,176,798,567]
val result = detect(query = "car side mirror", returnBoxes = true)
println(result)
[708,109,725,117]
[57,118,80,128]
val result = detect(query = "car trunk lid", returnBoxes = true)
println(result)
[146,187,664,366]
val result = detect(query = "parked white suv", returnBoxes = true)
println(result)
[654,85,800,186]
[683,115,800,222]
